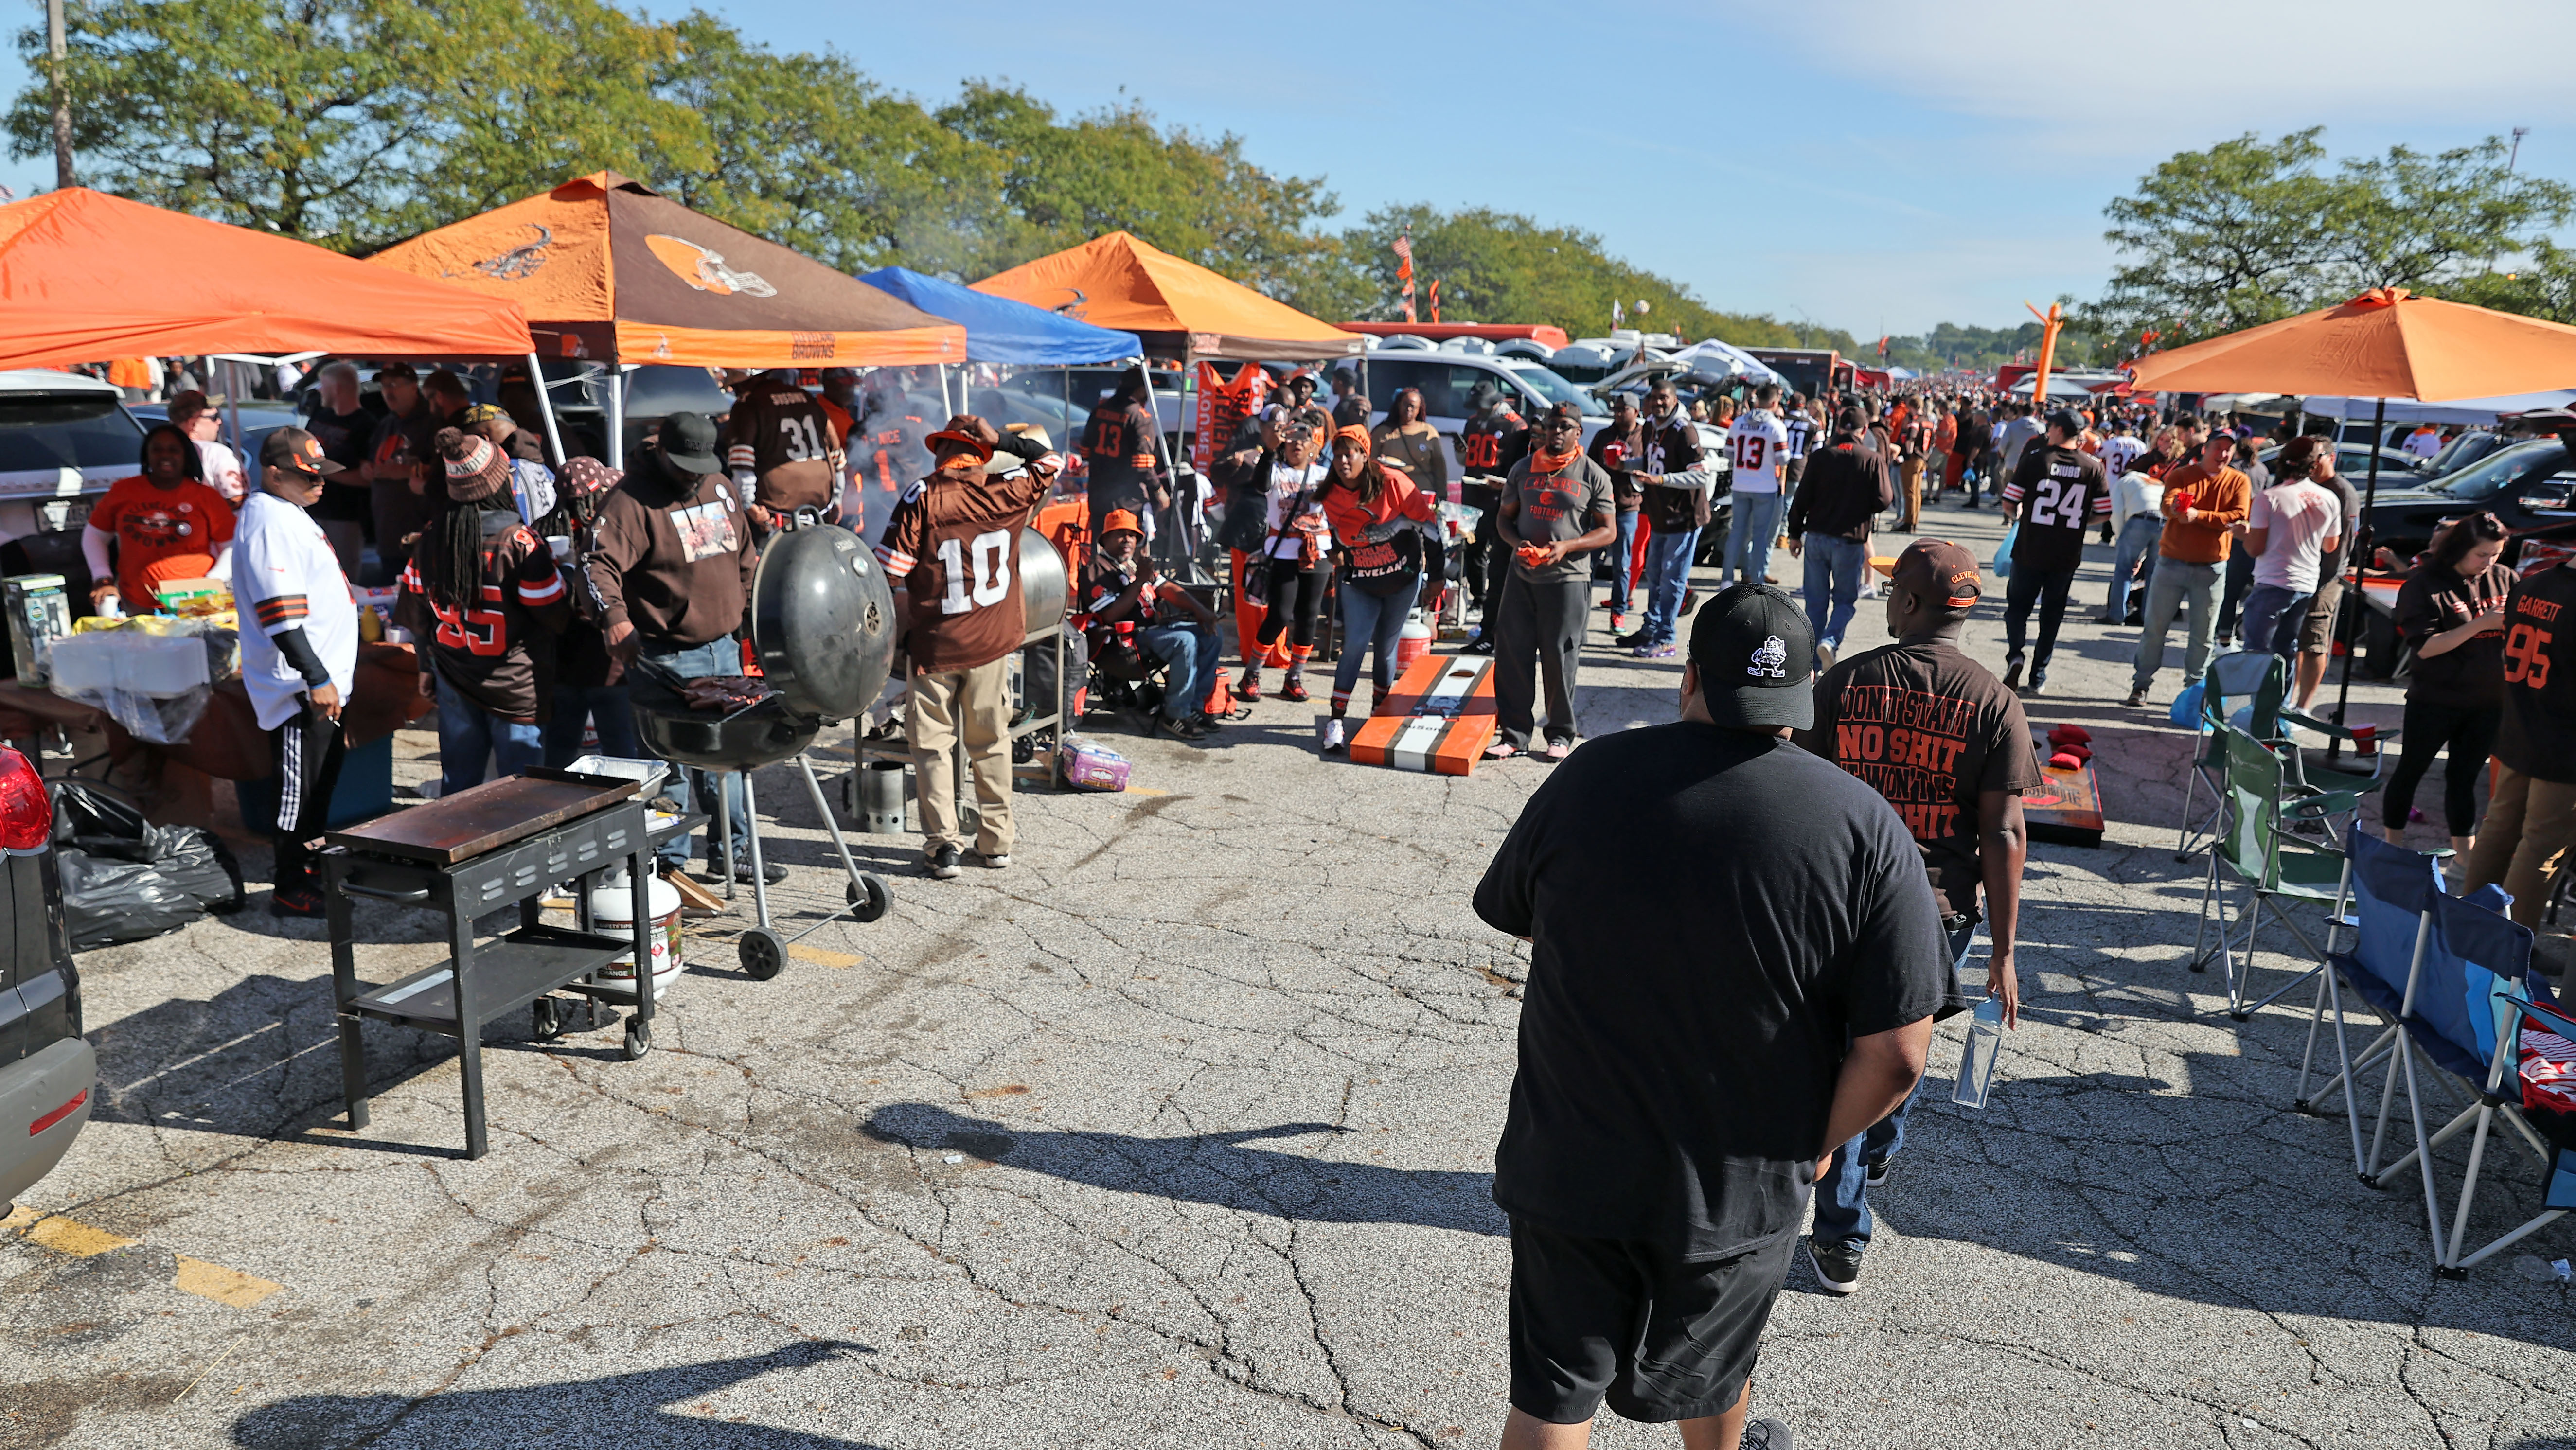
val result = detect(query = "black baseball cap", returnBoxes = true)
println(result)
[656,411,723,474]
[259,427,346,477]
[2046,407,2086,437]
[1687,583,1815,731]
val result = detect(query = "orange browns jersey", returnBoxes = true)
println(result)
[724,381,842,516]
[875,468,1053,674]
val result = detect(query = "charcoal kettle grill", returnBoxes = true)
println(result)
[629,523,900,978]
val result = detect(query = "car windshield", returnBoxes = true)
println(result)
[1498,360,1608,416]
[2426,439,2568,501]
[0,393,145,472]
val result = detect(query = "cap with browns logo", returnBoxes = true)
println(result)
[1888,537,1982,613]
[1686,583,1815,731]
[258,427,347,477]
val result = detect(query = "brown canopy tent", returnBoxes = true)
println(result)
[372,172,966,464]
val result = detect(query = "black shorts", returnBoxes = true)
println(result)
[1508,1217,1794,1425]
[2300,575,2344,655]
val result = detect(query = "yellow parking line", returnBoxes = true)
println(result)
[1126,785,1168,797]
[173,1255,284,1309]
[9,1207,140,1257]
[788,945,864,968]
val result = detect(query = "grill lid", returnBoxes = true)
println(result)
[748,525,898,721]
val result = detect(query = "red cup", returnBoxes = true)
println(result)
[2352,723,2378,756]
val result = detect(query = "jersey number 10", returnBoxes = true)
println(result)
[936,529,1014,616]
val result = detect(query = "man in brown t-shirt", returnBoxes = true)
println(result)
[2128,421,2251,707]
[876,417,1058,878]
[1794,537,2036,1295]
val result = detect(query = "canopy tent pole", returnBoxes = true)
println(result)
[2327,396,2387,756]
[223,358,243,458]
[526,351,566,466]
[1135,354,1187,574]
[605,362,626,471]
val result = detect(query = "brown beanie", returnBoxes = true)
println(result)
[437,427,509,503]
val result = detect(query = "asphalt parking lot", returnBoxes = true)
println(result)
[7,500,2574,1450]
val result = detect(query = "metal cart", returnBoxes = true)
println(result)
[325,769,660,1160]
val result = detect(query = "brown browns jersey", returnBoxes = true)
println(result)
[874,467,1053,672]
[397,512,570,723]
[724,379,841,514]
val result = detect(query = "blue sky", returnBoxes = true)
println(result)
[5,0,2572,336]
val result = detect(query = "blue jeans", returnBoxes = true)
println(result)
[2239,583,2311,662]
[1639,527,1700,646]
[1814,923,1977,1248]
[1332,575,1419,711]
[1801,534,1869,656]
[1605,510,1639,612]
[2105,515,2161,619]
[641,635,756,871]
[1138,621,1220,722]
[434,673,545,798]
[540,681,641,769]
[1725,490,1783,584]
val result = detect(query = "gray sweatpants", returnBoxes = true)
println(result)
[1494,572,1587,750]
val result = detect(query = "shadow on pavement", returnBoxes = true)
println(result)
[864,1103,1506,1236]
[230,1342,883,1449]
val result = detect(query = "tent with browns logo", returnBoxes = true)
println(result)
[372,172,965,465]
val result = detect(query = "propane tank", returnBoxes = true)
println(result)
[1395,612,1434,669]
[591,865,683,996]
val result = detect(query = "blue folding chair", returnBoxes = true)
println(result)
[2295,831,2448,1176]
[2367,891,2573,1273]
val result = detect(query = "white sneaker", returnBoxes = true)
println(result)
[1816,639,1838,671]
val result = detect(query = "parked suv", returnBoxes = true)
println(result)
[2359,437,2576,565]
[0,744,91,1210]
[1356,348,1610,458]
[0,370,149,597]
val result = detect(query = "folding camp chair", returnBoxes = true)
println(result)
[2191,723,2363,1020]
[2175,651,2393,863]
[2295,831,2449,1175]
[2365,891,2572,1273]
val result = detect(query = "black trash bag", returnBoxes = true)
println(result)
[53,777,147,846]
[58,847,202,951]
[146,824,245,915]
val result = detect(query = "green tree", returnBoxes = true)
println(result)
[2436,239,2576,324]
[2328,138,2575,294]
[6,0,697,252]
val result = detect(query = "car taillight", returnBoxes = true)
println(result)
[0,746,48,851]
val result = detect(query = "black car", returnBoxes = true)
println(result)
[0,744,91,1210]
[2353,437,2576,565]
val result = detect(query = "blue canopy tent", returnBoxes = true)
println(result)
[857,266,1141,366]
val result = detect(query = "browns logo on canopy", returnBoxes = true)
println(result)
[370,172,964,376]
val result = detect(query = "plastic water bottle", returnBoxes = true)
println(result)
[1953,997,2004,1109]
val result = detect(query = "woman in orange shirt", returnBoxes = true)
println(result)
[83,423,236,614]
[1315,427,1438,753]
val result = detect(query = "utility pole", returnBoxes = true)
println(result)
[47,0,75,189]
[2509,125,2529,174]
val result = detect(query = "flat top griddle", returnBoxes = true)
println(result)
[327,768,641,865]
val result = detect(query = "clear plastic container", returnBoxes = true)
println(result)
[1953,997,2004,1109]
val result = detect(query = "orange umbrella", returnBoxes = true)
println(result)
[0,188,534,367]
[2127,288,2576,402]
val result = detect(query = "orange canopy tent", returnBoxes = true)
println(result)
[2127,287,2576,401]
[371,172,963,373]
[0,188,536,368]
[2131,287,2576,732]
[971,231,1361,363]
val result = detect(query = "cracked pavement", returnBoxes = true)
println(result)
[6,498,2576,1450]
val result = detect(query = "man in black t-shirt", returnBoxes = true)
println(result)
[1474,583,1943,1450]
[1795,538,2037,1294]
[1997,410,2112,695]
[302,360,378,580]
[2465,556,2576,926]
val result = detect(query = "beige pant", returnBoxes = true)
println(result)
[2465,761,2576,927]
[908,656,1014,857]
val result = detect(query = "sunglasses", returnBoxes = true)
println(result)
[1540,418,1580,432]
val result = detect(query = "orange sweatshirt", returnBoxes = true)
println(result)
[2156,461,2251,564]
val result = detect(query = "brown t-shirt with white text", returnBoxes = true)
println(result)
[1797,637,2042,920]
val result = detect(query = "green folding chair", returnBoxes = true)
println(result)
[2192,723,2363,1021]
[2175,651,2391,863]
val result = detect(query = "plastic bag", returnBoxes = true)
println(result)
[2169,677,2206,730]
[147,824,245,915]
[1991,521,2018,580]
[57,848,201,950]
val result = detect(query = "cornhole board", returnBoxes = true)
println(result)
[2023,730,2105,847]
[1350,653,1497,776]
